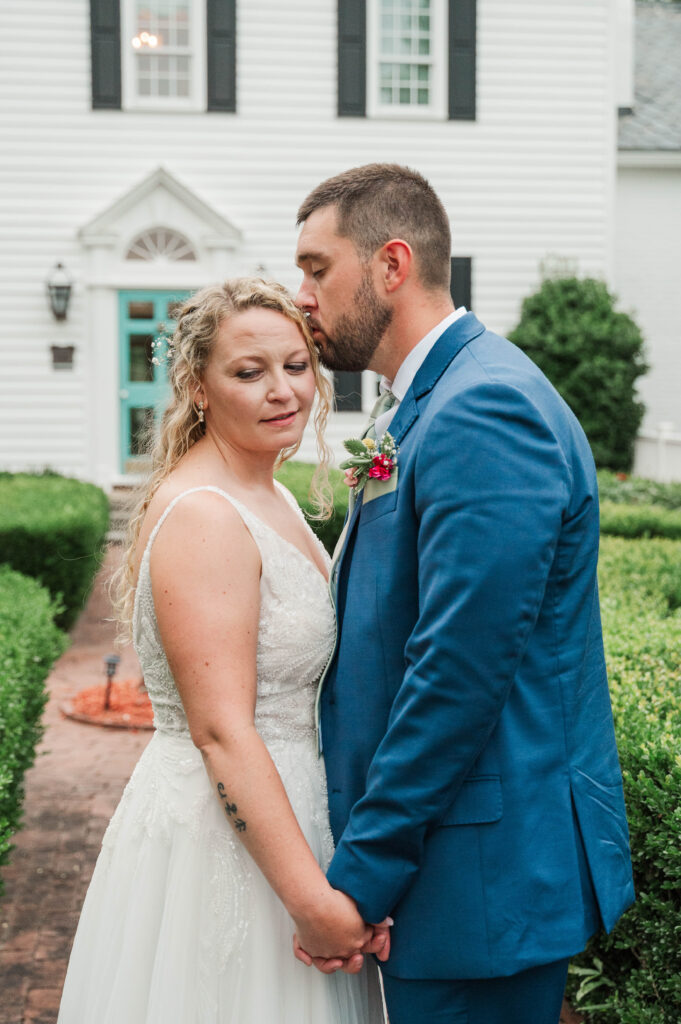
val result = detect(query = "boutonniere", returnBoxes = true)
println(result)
[340,432,399,492]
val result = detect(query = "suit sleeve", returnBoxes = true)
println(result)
[326,380,572,923]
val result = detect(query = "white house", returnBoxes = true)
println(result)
[0,0,645,489]
[615,0,681,481]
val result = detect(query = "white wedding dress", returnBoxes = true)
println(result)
[58,485,383,1024]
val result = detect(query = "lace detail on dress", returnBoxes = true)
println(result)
[101,734,212,850]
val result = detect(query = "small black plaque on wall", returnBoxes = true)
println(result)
[51,345,75,370]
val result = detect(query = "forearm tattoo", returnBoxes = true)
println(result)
[217,782,247,832]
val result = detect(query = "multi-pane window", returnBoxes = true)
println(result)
[368,0,447,118]
[121,0,205,110]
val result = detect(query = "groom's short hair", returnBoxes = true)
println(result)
[297,163,452,293]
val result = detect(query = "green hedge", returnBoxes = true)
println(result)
[276,462,348,554]
[597,471,681,512]
[508,277,647,472]
[600,501,681,541]
[0,473,110,629]
[0,567,67,890]
[597,471,681,540]
[568,537,681,1022]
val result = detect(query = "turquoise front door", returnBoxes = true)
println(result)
[118,290,190,472]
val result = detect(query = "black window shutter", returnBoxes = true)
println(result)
[450,257,472,309]
[334,372,364,412]
[90,0,121,109]
[448,0,476,120]
[207,0,236,112]
[338,0,366,117]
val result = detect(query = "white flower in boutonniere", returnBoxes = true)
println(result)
[340,432,399,491]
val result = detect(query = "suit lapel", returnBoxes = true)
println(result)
[317,313,487,750]
[332,313,487,582]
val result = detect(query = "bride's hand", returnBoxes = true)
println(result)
[292,888,371,962]
[293,915,393,974]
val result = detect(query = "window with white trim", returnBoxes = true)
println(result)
[367,0,447,119]
[121,0,206,110]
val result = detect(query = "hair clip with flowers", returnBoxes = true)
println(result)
[150,334,175,367]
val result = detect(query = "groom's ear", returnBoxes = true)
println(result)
[378,239,412,294]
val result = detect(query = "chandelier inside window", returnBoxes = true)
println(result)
[126,228,197,262]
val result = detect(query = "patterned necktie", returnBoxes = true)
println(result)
[362,389,397,441]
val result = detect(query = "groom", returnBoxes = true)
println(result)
[293,164,634,1023]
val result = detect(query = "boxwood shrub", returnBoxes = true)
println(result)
[568,537,681,1022]
[275,461,348,554]
[508,277,647,471]
[0,473,110,629]
[597,471,681,511]
[0,566,66,889]
[600,501,681,541]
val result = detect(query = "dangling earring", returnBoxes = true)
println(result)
[197,400,205,424]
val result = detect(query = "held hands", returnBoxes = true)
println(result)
[292,888,392,975]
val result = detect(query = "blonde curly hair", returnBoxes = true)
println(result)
[112,277,334,635]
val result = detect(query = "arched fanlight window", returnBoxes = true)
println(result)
[126,227,197,262]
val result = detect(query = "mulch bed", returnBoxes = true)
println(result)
[61,679,154,730]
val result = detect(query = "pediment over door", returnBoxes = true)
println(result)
[78,167,244,286]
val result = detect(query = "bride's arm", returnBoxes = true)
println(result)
[148,491,372,961]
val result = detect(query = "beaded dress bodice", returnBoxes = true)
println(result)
[133,485,336,748]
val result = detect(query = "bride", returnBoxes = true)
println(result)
[57,279,387,1023]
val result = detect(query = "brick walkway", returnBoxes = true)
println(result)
[0,548,581,1024]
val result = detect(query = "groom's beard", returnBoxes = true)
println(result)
[315,270,393,373]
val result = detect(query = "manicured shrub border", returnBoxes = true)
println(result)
[600,501,681,541]
[0,567,67,891]
[0,473,110,629]
[568,537,681,1023]
[275,461,348,554]
[597,470,681,511]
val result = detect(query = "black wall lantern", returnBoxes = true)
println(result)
[46,262,72,321]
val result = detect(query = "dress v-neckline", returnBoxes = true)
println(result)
[242,485,330,586]
[136,483,330,597]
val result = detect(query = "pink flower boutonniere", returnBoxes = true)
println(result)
[340,432,399,492]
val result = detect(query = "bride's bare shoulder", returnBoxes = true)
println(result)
[145,477,243,536]
[134,476,248,581]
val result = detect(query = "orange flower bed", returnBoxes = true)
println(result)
[65,680,154,730]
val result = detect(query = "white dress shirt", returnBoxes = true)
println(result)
[373,307,468,439]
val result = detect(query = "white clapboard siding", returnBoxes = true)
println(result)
[616,165,681,436]
[0,0,616,486]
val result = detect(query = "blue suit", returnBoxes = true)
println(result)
[320,313,634,987]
